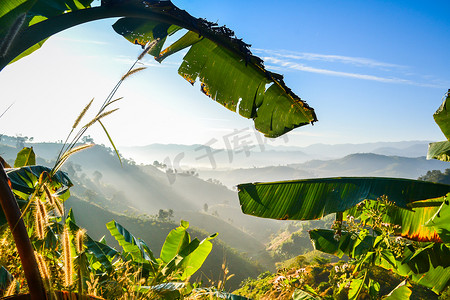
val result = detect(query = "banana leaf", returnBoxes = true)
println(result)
[160,220,190,264]
[162,232,217,280]
[0,165,72,226]
[238,177,450,221]
[433,91,450,140]
[106,220,156,264]
[0,0,316,138]
[399,243,450,294]
[424,195,450,243]
[427,91,450,161]
[427,141,450,162]
[66,210,117,272]
[14,146,35,167]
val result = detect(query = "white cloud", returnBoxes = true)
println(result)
[254,49,404,69]
[261,55,445,88]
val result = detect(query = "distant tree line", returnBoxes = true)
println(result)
[418,169,450,185]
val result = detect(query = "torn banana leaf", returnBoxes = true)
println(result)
[113,4,317,137]
[1,0,316,138]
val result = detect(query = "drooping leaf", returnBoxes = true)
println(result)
[382,280,411,300]
[0,0,92,63]
[176,38,316,137]
[14,146,36,167]
[160,220,190,263]
[238,177,450,221]
[427,141,450,162]
[6,165,72,199]
[106,220,156,264]
[1,0,316,138]
[433,90,450,140]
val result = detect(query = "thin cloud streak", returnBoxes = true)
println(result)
[263,56,444,88]
[254,49,404,69]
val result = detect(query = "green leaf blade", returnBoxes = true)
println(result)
[14,147,36,167]
[238,177,450,221]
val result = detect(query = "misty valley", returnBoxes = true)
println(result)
[1,136,449,299]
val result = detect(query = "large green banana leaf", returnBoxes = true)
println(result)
[424,195,450,243]
[66,209,118,272]
[162,231,218,281]
[159,220,190,264]
[427,91,450,161]
[0,165,72,227]
[0,0,316,138]
[106,220,157,265]
[238,177,450,221]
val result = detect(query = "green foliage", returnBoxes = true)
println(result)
[0,0,316,139]
[14,146,35,167]
[418,169,450,184]
[238,177,450,221]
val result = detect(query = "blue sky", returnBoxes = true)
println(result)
[0,0,449,149]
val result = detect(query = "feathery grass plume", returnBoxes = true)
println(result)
[75,229,86,254]
[86,273,99,296]
[42,184,63,216]
[72,98,94,129]
[83,109,119,129]
[53,143,94,175]
[4,279,17,297]
[121,66,147,81]
[35,252,51,282]
[34,199,48,240]
[62,227,73,287]
[104,97,123,108]
[137,38,160,61]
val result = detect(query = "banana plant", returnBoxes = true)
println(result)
[0,0,316,139]
[237,90,450,297]
[105,219,217,297]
